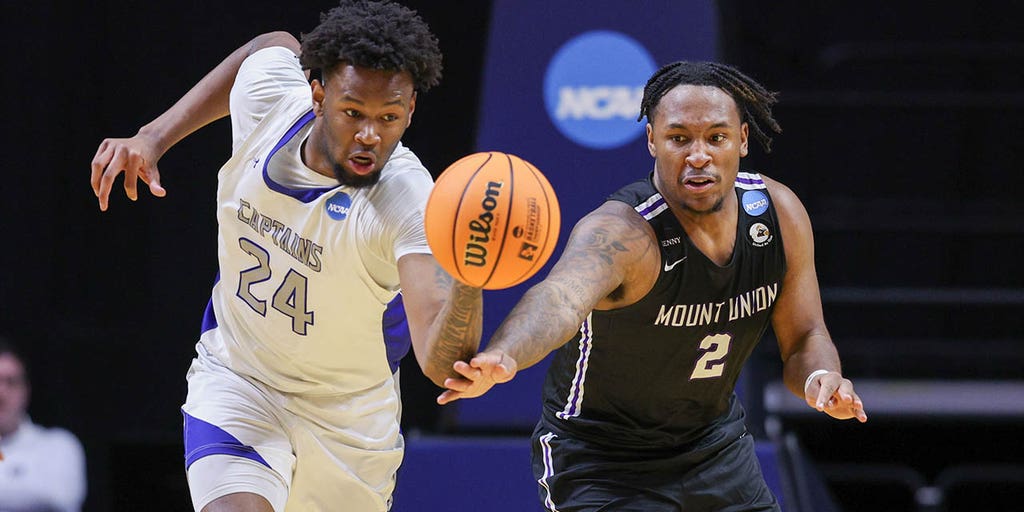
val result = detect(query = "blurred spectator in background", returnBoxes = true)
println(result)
[0,336,86,512]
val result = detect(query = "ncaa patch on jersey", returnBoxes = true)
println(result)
[742,190,769,216]
[325,192,352,220]
[748,222,773,247]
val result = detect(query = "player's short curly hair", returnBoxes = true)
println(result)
[299,0,443,92]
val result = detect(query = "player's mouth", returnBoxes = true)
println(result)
[348,153,377,175]
[682,174,717,192]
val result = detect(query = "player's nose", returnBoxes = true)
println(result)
[355,123,381,146]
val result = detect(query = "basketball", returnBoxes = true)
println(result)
[425,151,561,290]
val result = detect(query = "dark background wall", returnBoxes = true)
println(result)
[1,1,1021,511]
[717,3,1024,510]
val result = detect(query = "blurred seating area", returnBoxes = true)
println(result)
[725,3,1024,509]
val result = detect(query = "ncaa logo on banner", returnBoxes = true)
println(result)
[543,30,656,150]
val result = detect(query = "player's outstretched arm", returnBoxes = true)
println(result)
[766,176,867,423]
[437,201,656,404]
[90,31,300,211]
[399,254,485,388]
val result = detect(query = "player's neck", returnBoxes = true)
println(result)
[300,128,336,180]
[674,197,738,266]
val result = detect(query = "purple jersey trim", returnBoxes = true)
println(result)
[736,175,764,186]
[261,110,338,203]
[556,315,593,420]
[635,196,666,218]
[382,293,412,374]
[537,432,560,511]
[182,411,271,470]
[200,273,221,334]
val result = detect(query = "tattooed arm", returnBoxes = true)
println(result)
[437,200,659,403]
[491,201,658,368]
[399,253,484,387]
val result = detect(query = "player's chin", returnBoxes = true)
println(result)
[333,163,381,188]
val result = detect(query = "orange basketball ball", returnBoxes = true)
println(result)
[425,152,561,290]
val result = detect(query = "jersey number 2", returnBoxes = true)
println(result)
[237,238,314,335]
[689,333,732,379]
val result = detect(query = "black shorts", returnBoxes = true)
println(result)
[531,421,780,512]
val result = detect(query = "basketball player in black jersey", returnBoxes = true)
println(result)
[439,61,868,511]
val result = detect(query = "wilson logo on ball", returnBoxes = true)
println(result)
[464,181,504,268]
[425,152,561,290]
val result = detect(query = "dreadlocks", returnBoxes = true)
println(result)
[300,0,443,92]
[638,61,782,152]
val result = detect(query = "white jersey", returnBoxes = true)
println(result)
[198,47,433,395]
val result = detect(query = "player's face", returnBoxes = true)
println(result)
[309,64,416,187]
[0,354,29,436]
[647,84,748,216]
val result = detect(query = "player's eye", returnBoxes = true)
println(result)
[344,109,361,118]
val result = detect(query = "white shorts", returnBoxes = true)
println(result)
[182,345,404,512]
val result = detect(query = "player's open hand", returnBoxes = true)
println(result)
[805,371,868,422]
[436,350,517,405]
[91,134,167,211]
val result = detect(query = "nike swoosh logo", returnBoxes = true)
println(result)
[664,257,687,271]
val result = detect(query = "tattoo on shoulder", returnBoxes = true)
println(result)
[580,227,628,265]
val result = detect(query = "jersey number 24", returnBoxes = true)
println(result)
[236,238,314,335]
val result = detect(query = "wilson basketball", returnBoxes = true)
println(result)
[425,151,561,290]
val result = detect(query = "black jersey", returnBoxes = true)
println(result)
[540,171,787,450]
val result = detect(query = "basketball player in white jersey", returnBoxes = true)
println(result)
[89,1,480,510]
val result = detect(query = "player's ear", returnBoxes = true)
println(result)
[646,123,656,157]
[311,79,326,115]
[739,122,749,157]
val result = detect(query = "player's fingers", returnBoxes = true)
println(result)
[494,362,515,384]
[837,379,858,403]
[453,361,481,380]
[92,145,122,206]
[122,150,142,202]
[492,351,517,382]
[841,381,868,422]
[90,140,113,197]
[822,390,867,422]
[146,165,167,197]
[98,146,131,211]
[469,351,502,369]
[815,378,837,411]
[853,398,868,422]
[436,389,461,405]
